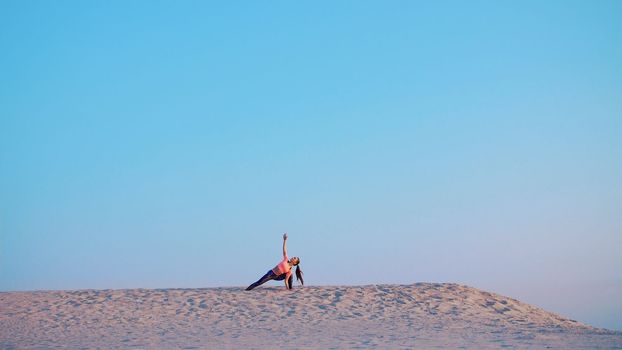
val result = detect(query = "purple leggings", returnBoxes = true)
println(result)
[246,270,293,290]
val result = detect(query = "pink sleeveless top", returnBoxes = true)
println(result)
[272,255,292,280]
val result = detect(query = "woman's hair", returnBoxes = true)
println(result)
[295,263,304,286]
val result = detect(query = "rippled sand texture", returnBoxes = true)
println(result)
[1,283,621,349]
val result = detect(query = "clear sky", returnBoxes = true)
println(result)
[1,1,621,330]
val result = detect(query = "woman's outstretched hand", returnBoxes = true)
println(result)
[283,232,288,241]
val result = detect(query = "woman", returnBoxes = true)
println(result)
[246,233,304,290]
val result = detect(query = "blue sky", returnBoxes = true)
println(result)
[1,1,621,330]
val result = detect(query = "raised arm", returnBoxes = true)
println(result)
[282,232,288,258]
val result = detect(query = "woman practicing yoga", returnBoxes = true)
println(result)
[246,233,304,290]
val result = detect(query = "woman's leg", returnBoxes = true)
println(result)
[272,273,292,289]
[245,270,277,291]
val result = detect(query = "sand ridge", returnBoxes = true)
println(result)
[1,283,621,349]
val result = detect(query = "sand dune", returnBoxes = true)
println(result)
[1,283,621,349]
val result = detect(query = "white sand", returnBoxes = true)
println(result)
[1,283,621,349]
